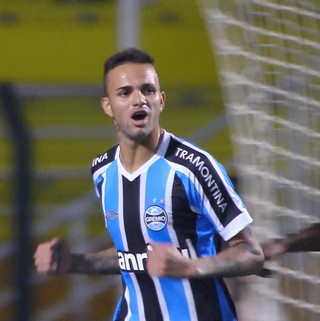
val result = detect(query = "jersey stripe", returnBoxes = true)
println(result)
[122,176,163,321]
[144,159,193,320]
[214,278,237,321]
[140,170,171,320]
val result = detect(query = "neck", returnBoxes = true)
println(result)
[119,128,163,173]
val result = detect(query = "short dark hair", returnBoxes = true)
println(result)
[103,47,155,95]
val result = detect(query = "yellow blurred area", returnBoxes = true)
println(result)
[0,0,219,87]
[0,0,232,165]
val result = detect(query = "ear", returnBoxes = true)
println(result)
[101,97,114,118]
[160,91,166,112]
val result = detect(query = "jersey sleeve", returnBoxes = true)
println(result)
[201,160,253,240]
[166,137,252,241]
[91,145,118,198]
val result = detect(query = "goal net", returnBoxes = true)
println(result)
[198,1,320,320]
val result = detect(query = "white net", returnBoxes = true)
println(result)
[198,1,320,320]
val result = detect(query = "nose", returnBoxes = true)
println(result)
[132,89,146,106]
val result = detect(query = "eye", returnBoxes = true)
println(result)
[142,84,156,95]
[118,89,130,97]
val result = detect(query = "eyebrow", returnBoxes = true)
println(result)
[115,85,132,91]
[115,83,156,91]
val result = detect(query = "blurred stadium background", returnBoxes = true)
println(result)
[0,1,319,321]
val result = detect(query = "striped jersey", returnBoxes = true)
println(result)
[91,130,253,321]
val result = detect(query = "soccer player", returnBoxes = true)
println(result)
[34,48,264,321]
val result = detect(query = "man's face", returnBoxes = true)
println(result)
[101,63,165,142]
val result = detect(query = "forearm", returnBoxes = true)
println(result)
[68,248,120,275]
[285,223,320,253]
[194,241,264,278]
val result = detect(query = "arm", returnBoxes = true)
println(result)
[146,225,264,278]
[262,223,320,261]
[34,238,120,275]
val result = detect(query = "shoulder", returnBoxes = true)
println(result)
[163,132,236,191]
[91,144,118,176]
[164,132,221,173]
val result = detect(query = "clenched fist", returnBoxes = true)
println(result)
[34,238,71,274]
[146,241,198,278]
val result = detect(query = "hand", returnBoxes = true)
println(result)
[257,267,273,278]
[33,238,71,274]
[146,241,197,278]
[261,238,287,261]
[257,238,287,278]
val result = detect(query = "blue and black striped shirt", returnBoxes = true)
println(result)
[91,130,252,321]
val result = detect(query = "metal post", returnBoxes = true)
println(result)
[116,0,141,50]
[0,83,33,321]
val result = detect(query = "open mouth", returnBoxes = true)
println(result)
[131,110,148,121]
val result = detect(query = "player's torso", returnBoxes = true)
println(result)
[102,155,198,262]
[91,132,241,321]
[103,157,237,321]
[102,156,209,320]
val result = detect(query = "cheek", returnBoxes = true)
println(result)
[112,107,129,125]
[108,100,126,117]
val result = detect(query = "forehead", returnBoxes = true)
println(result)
[107,63,160,90]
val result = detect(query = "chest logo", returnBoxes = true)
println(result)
[144,205,168,231]
[105,211,119,220]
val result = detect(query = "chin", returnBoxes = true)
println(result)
[133,128,154,141]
